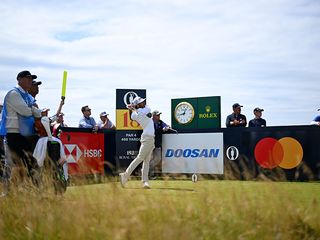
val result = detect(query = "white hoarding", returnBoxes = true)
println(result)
[162,132,224,174]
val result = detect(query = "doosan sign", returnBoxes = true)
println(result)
[162,133,224,174]
[165,148,220,158]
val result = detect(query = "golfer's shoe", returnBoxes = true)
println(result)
[142,181,150,189]
[119,173,128,188]
[150,174,157,180]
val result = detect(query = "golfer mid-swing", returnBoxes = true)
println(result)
[119,96,155,189]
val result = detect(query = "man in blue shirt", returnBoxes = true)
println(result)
[249,107,267,127]
[79,105,98,131]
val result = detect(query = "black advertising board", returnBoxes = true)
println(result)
[176,125,320,181]
[115,89,146,171]
[115,130,142,170]
[116,89,146,109]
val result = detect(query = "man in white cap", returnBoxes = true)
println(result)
[119,96,155,189]
[98,112,116,130]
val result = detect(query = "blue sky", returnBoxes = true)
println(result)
[0,0,319,127]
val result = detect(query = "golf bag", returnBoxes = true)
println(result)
[34,116,68,194]
[46,140,67,194]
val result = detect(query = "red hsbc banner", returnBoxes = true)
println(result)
[60,131,105,175]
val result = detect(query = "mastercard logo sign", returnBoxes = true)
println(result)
[254,137,303,169]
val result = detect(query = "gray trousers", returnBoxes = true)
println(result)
[149,147,162,176]
[125,135,155,182]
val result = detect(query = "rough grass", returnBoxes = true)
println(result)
[1,179,320,240]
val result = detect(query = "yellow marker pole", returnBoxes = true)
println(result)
[61,70,67,99]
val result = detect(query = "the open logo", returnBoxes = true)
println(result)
[123,91,139,106]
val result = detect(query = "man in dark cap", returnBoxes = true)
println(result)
[249,107,266,127]
[0,70,49,194]
[24,80,42,111]
[149,110,170,178]
[226,103,247,127]
[29,80,42,98]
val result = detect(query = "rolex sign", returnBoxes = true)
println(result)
[172,96,221,130]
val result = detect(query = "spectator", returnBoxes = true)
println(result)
[226,103,247,127]
[0,102,3,117]
[28,80,42,106]
[0,102,4,167]
[0,101,8,197]
[48,98,66,138]
[28,80,44,149]
[20,79,42,115]
[119,96,155,189]
[52,113,68,138]
[310,108,320,126]
[79,105,98,131]
[50,98,65,124]
[98,112,116,130]
[0,103,2,133]
[249,107,266,127]
[0,70,49,192]
[149,110,170,178]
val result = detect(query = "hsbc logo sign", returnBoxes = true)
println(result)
[65,144,83,163]
[64,144,102,163]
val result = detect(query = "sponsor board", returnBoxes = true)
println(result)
[162,132,224,174]
[254,137,303,169]
[60,131,105,175]
[171,96,221,130]
[116,109,142,130]
[115,130,142,168]
[226,146,239,160]
[115,89,146,168]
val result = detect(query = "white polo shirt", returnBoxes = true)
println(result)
[131,105,154,137]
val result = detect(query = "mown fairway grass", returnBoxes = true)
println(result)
[1,179,320,240]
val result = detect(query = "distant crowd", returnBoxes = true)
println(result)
[0,70,171,193]
[0,70,319,194]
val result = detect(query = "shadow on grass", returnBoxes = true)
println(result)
[125,187,195,192]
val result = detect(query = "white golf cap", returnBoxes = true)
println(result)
[132,96,146,106]
[100,111,109,117]
[152,110,162,116]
